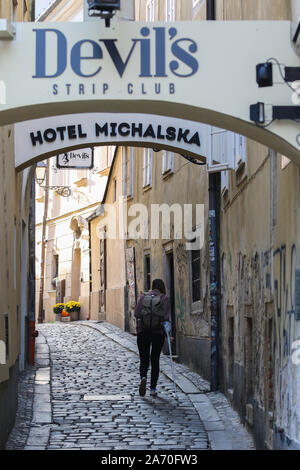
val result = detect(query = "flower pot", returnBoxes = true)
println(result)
[61,315,71,322]
[70,310,80,321]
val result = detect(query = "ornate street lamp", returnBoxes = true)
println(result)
[87,0,120,27]
[35,161,72,197]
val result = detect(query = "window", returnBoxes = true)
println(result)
[221,170,229,194]
[122,147,134,198]
[52,254,59,288]
[162,151,174,175]
[144,255,151,291]
[191,249,201,302]
[234,133,246,168]
[143,148,152,188]
[166,0,175,21]
[146,0,156,21]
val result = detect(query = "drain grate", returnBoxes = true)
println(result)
[83,394,131,401]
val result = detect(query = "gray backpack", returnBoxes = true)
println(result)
[139,292,165,332]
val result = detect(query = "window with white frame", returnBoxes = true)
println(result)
[143,148,153,188]
[122,147,134,198]
[162,151,174,175]
[233,133,246,168]
[146,0,156,21]
[209,127,247,171]
[166,0,175,21]
[221,170,229,194]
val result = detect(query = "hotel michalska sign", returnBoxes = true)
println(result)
[0,21,298,167]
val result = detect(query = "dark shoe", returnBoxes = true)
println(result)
[139,377,147,397]
[150,388,157,397]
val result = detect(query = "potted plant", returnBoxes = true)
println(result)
[52,303,65,321]
[61,308,71,322]
[65,301,81,321]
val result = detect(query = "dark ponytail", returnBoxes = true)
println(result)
[152,278,166,295]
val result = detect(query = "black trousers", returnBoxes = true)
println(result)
[137,331,165,389]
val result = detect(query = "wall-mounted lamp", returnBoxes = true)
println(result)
[36,161,47,185]
[35,161,72,197]
[87,0,120,27]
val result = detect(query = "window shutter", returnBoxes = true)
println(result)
[149,150,153,187]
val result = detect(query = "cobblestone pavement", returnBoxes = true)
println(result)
[6,321,255,451]
[5,366,36,450]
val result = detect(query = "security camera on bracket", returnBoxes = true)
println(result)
[87,1,121,27]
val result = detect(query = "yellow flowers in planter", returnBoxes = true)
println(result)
[52,303,65,314]
[65,301,81,313]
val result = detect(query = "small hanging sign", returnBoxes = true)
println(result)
[56,148,94,169]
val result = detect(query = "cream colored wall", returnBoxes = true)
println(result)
[0,0,28,385]
[90,148,126,327]
[127,146,210,339]
[0,127,21,383]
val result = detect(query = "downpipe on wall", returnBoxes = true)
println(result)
[206,0,221,392]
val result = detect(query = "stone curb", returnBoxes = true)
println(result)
[75,320,233,450]
[24,333,52,450]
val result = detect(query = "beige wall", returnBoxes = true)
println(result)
[90,148,126,327]
[0,0,29,386]
[0,127,21,383]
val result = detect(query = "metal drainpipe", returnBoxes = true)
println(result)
[206,0,220,392]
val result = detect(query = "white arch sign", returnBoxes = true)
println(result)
[14,113,209,170]
[0,20,299,166]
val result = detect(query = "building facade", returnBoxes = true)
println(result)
[0,0,35,450]
[87,0,300,450]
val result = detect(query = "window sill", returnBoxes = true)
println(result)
[162,170,174,180]
[97,167,110,177]
[235,161,247,187]
[143,184,152,193]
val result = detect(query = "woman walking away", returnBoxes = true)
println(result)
[135,278,171,397]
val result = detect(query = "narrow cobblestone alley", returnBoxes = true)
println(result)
[5,321,254,451]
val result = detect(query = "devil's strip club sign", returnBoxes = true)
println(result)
[14,113,208,169]
[1,21,300,166]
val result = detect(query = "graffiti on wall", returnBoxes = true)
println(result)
[273,244,297,368]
